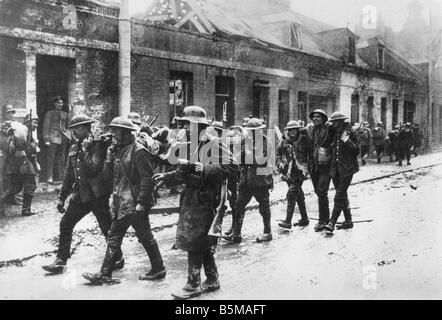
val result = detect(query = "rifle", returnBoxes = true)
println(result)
[149,114,159,127]
[208,180,228,238]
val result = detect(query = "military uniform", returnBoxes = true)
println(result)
[158,106,239,299]
[42,115,124,274]
[43,96,71,182]
[325,113,360,233]
[224,118,274,243]
[307,110,335,231]
[4,120,37,216]
[83,117,165,285]
[357,124,372,166]
[387,127,400,162]
[398,124,414,166]
[276,121,310,229]
[372,124,386,163]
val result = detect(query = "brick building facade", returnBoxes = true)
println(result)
[0,0,431,147]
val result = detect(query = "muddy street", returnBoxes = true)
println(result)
[1,160,442,300]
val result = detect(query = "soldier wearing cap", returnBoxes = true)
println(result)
[356,121,372,166]
[43,96,71,183]
[277,120,310,229]
[398,122,414,166]
[306,109,335,232]
[224,118,274,244]
[42,114,124,274]
[153,106,238,299]
[83,116,165,285]
[324,112,360,233]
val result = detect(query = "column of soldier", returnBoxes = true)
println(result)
[0,101,419,300]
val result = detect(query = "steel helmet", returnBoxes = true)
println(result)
[127,112,142,125]
[2,104,15,115]
[177,106,209,126]
[108,116,137,131]
[69,114,95,129]
[329,112,349,122]
[244,118,265,130]
[285,120,302,130]
[211,121,223,131]
[309,109,328,122]
[23,113,39,125]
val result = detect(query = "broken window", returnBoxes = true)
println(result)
[392,99,399,127]
[351,93,360,125]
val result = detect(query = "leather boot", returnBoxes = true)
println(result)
[21,194,36,216]
[223,209,244,243]
[297,197,308,221]
[337,209,354,230]
[139,240,166,281]
[114,248,125,271]
[324,207,341,233]
[83,247,119,285]
[257,213,272,243]
[42,258,67,274]
[202,251,220,293]
[279,200,295,229]
[172,252,202,300]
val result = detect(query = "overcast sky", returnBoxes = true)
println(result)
[128,0,442,32]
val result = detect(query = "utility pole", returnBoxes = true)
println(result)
[119,0,131,116]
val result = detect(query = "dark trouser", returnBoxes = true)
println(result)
[57,196,116,261]
[360,145,370,164]
[330,173,353,224]
[100,210,164,277]
[187,249,218,287]
[227,179,238,230]
[46,141,66,181]
[399,146,411,164]
[285,180,308,223]
[233,186,271,236]
[7,174,37,198]
[375,145,384,162]
[311,172,331,225]
[0,157,5,214]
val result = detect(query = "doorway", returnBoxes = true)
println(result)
[36,55,75,181]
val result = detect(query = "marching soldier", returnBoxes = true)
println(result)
[223,125,243,237]
[154,106,239,299]
[277,120,310,229]
[372,122,386,164]
[3,106,38,216]
[324,112,360,233]
[357,122,372,166]
[223,118,274,243]
[83,116,165,285]
[398,123,414,166]
[387,125,400,162]
[307,109,335,232]
[42,114,124,274]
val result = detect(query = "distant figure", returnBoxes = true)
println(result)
[43,96,71,183]
[398,123,414,166]
[372,122,386,164]
[357,122,372,166]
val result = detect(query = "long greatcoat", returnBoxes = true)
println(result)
[166,135,239,252]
